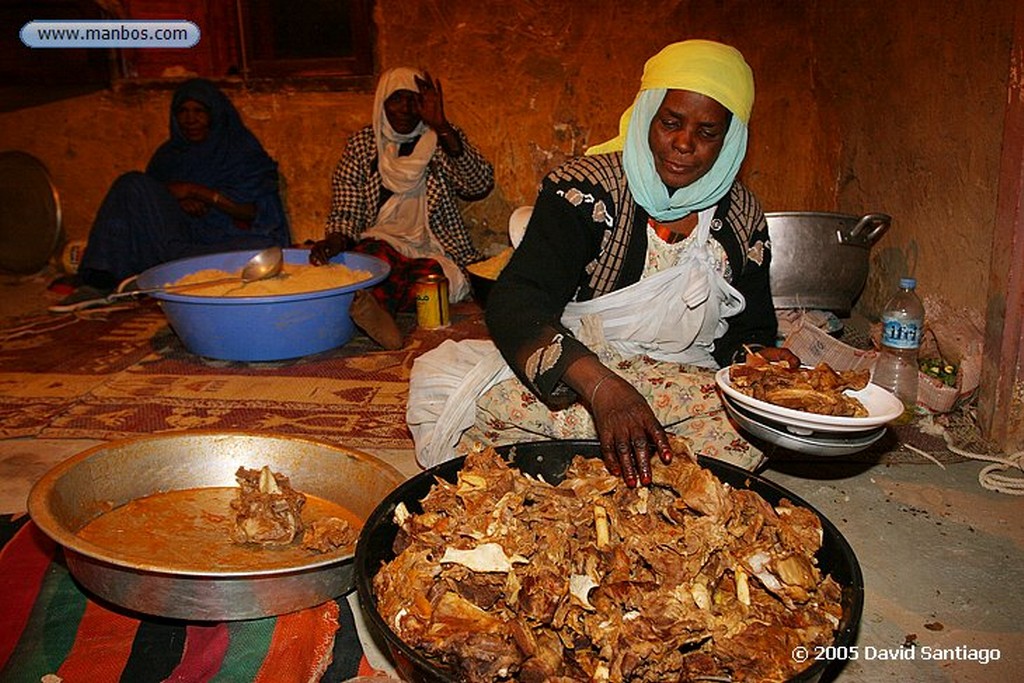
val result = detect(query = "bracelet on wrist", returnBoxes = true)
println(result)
[588,372,616,407]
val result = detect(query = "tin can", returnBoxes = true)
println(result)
[415,273,450,329]
[61,239,87,274]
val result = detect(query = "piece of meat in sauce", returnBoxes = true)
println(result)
[302,516,358,553]
[230,465,305,547]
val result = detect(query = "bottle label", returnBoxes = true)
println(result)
[881,316,922,350]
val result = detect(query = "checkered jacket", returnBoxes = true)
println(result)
[325,124,493,266]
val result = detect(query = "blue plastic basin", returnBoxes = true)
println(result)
[136,249,390,361]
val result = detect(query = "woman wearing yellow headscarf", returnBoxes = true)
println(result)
[408,41,789,485]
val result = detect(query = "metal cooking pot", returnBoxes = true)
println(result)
[28,431,406,621]
[767,212,891,315]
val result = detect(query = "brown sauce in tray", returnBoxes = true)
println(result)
[77,487,361,572]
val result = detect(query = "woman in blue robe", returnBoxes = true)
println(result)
[60,78,289,303]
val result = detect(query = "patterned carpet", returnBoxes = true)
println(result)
[0,303,495,681]
[0,299,987,466]
[0,300,488,450]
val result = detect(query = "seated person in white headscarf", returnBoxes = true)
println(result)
[406,40,796,485]
[309,67,494,349]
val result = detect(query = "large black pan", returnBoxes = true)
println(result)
[354,440,864,682]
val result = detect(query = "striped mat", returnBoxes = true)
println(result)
[0,515,384,683]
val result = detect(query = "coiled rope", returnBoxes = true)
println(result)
[905,413,1024,495]
[945,440,1024,495]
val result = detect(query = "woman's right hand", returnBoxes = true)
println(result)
[308,233,352,266]
[588,373,673,488]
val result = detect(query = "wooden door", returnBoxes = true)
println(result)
[979,1,1024,451]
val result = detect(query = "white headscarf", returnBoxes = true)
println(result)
[371,67,436,193]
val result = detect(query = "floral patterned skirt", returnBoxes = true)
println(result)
[462,354,765,472]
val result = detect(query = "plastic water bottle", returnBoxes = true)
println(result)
[873,277,924,421]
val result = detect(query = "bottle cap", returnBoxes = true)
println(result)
[899,277,916,289]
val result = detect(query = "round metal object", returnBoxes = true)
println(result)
[0,151,62,274]
[28,431,406,621]
[240,245,284,282]
[354,440,864,683]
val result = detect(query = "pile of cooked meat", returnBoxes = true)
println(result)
[230,465,357,553]
[231,465,306,547]
[373,448,844,682]
[729,351,871,417]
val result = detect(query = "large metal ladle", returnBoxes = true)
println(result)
[49,247,286,314]
[105,246,285,301]
[235,245,285,283]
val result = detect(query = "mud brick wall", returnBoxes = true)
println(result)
[0,0,1014,319]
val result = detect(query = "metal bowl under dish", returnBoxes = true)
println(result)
[722,393,888,457]
[136,248,390,362]
[354,440,864,683]
[28,431,406,621]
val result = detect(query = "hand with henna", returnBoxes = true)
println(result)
[165,181,256,222]
[166,181,209,216]
[568,357,673,487]
[414,71,447,131]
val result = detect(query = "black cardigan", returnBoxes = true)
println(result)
[486,152,778,407]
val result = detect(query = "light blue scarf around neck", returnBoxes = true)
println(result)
[622,88,748,222]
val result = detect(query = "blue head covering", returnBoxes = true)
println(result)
[147,78,289,245]
[586,40,755,221]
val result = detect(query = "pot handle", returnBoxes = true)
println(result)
[838,213,891,247]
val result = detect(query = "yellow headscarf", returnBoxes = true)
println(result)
[586,40,754,155]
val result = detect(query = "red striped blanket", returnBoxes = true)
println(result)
[0,515,383,682]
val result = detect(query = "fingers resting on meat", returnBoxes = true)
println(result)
[589,374,673,487]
